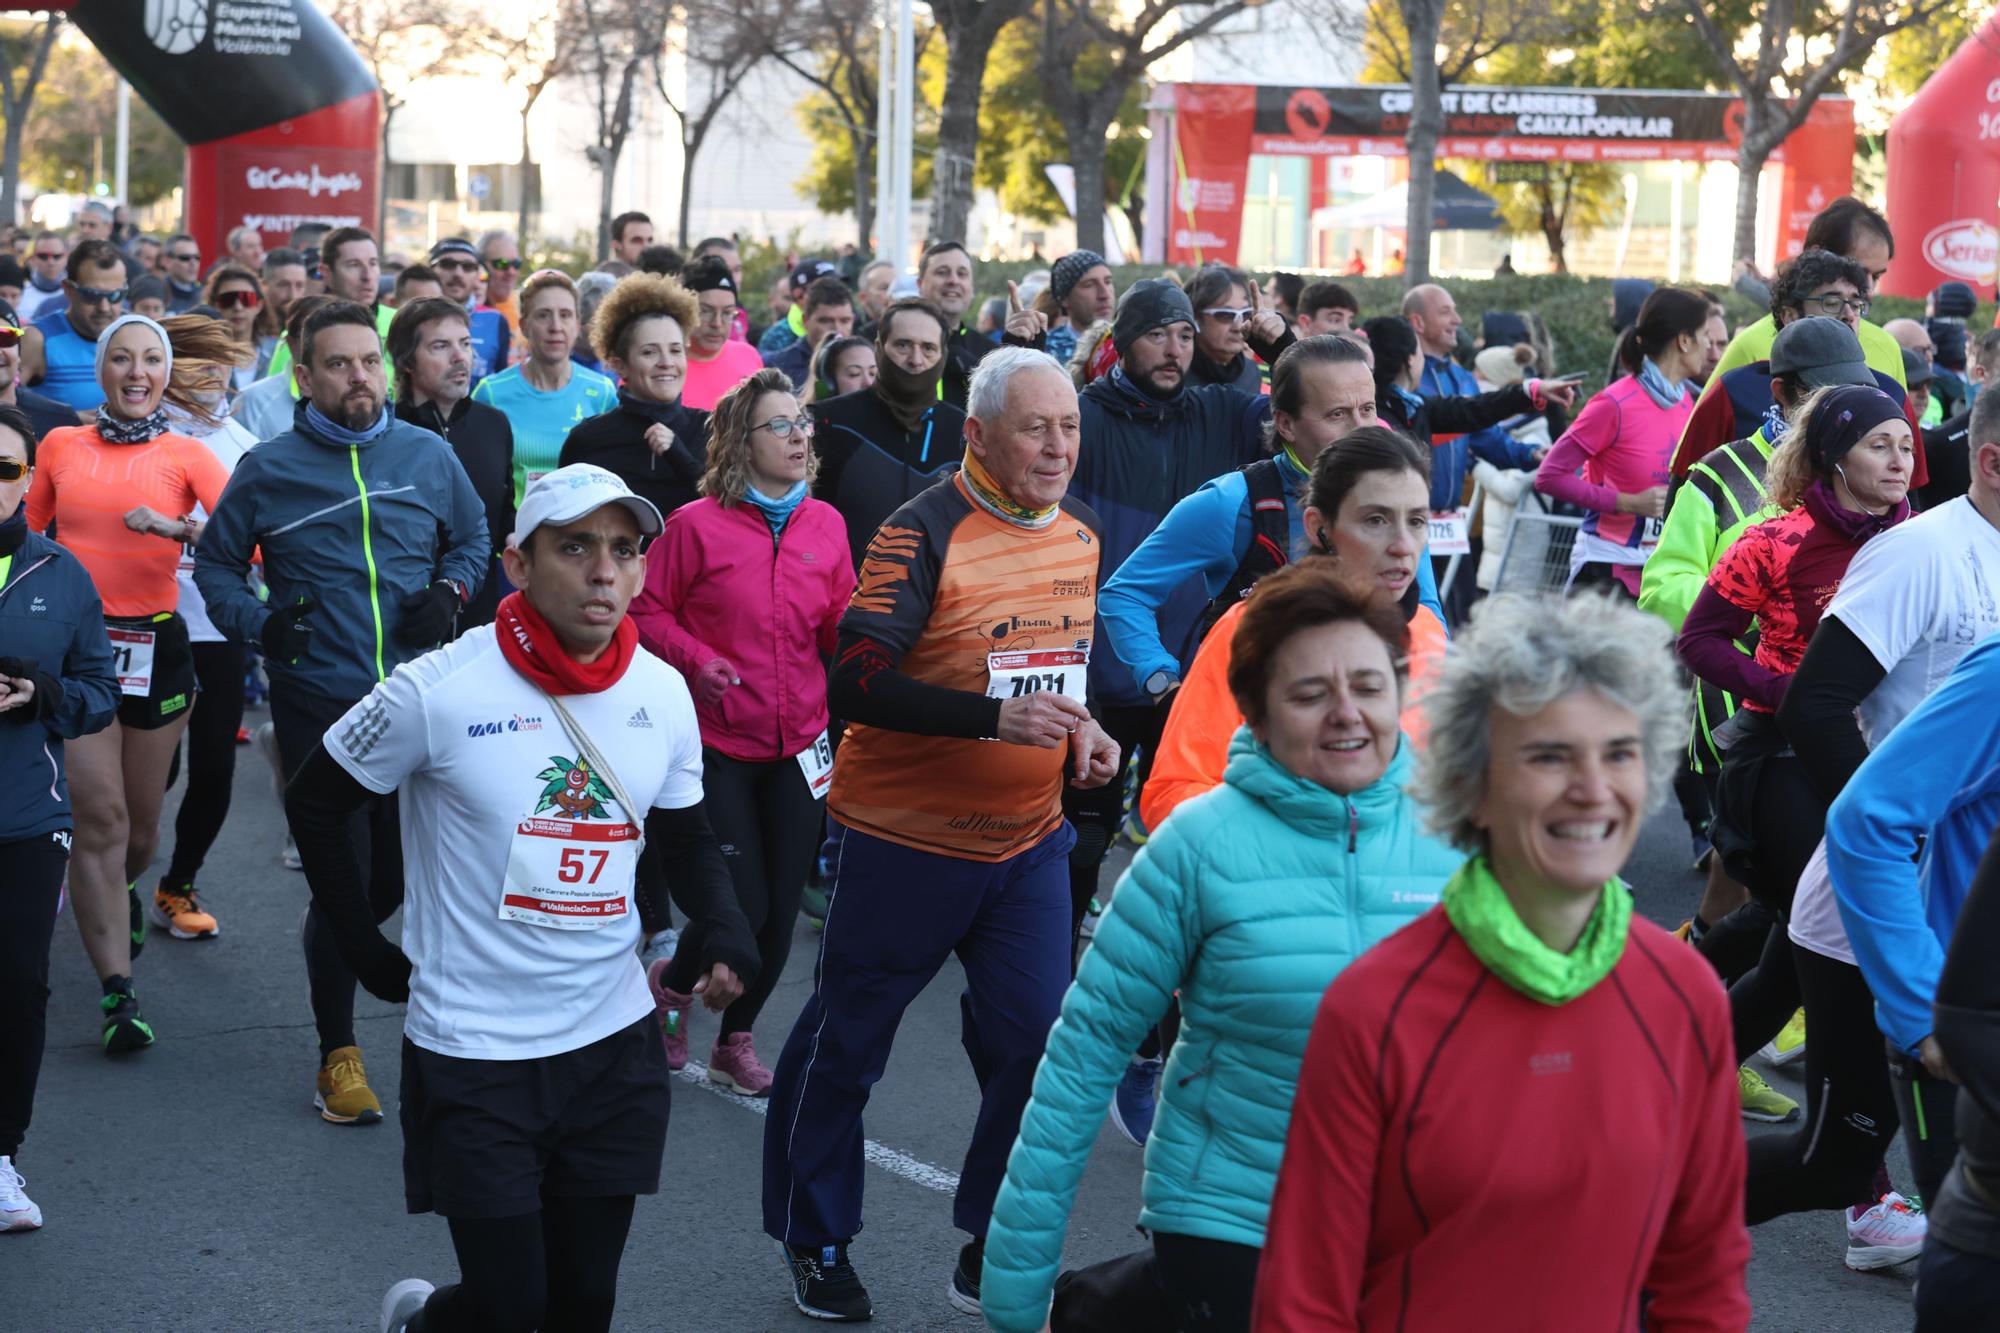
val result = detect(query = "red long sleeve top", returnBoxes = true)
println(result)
[1253,907,1750,1333]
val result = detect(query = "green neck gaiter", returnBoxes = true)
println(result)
[1442,854,1631,1005]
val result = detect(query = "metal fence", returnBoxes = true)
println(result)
[1490,511,1585,596]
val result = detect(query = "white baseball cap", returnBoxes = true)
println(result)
[510,464,664,547]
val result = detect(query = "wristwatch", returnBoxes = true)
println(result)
[1144,669,1178,701]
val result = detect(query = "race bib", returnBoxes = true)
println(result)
[500,816,641,930]
[797,729,834,800]
[985,649,1088,706]
[1428,509,1471,556]
[108,627,156,697]
[1638,515,1665,556]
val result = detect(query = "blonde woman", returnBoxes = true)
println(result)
[629,367,854,1093]
[472,268,617,504]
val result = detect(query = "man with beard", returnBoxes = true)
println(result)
[426,238,512,385]
[195,300,489,1128]
[1044,250,1116,368]
[263,227,397,385]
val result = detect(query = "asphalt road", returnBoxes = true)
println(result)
[3,703,1923,1331]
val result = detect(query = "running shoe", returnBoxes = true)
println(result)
[100,979,155,1055]
[1109,1055,1164,1146]
[780,1240,872,1322]
[281,834,303,871]
[380,1278,435,1332]
[948,1237,983,1315]
[647,958,694,1071]
[127,883,146,958]
[1739,1065,1799,1123]
[1846,1191,1926,1270]
[801,883,830,929]
[639,927,679,971]
[0,1156,43,1231]
[316,1046,384,1125]
[150,882,220,940]
[709,1032,774,1097]
[1758,1008,1807,1067]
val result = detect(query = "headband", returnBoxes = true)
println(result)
[95,313,173,383]
[1807,385,1904,474]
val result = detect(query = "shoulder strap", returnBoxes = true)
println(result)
[539,691,648,859]
[1192,459,1291,651]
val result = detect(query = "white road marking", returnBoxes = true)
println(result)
[675,1060,962,1196]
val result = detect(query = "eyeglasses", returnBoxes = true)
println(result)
[694,304,737,325]
[1808,293,1871,318]
[0,458,28,482]
[168,251,200,263]
[1202,306,1255,325]
[434,258,479,273]
[756,415,815,439]
[215,289,261,310]
[72,284,128,306]
[486,258,522,271]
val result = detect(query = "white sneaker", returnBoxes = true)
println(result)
[380,1277,435,1332]
[1846,1191,1925,1270]
[0,1156,43,1231]
[282,833,303,871]
[639,927,679,969]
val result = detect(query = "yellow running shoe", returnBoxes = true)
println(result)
[150,883,219,940]
[1759,1008,1807,1067]
[316,1046,384,1125]
[1740,1065,1799,1123]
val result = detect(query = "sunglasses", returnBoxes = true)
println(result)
[757,415,816,440]
[215,289,262,310]
[73,284,128,306]
[168,251,200,263]
[1201,306,1255,325]
[32,250,63,262]
[487,258,523,271]
[0,325,20,348]
[434,258,479,273]
[0,458,28,482]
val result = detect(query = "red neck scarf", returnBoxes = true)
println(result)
[495,591,637,695]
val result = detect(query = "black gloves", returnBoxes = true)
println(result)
[0,655,52,724]
[261,598,317,663]
[394,580,460,648]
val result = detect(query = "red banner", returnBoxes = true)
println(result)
[1881,11,2000,299]
[186,95,382,261]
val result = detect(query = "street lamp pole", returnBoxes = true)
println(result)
[891,0,913,273]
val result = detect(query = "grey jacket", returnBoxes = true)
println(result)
[193,403,488,704]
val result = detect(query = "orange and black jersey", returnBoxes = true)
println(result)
[828,471,1104,862]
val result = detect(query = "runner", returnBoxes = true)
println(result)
[194,299,490,1123]
[262,226,394,383]
[630,368,854,1094]
[200,264,265,397]
[1254,593,1749,1330]
[1183,264,1267,393]
[805,334,875,404]
[25,313,232,1052]
[20,238,127,413]
[980,562,1461,1333]
[762,347,1119,1323]
[678,255,762,410]
[231,294,333,441]
[471,269,615,505]
[279,464,756,1333]
[559,273,712,524]
[0,401,119,1230]
[1534,287,1713,597]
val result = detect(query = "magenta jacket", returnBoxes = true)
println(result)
[631,495,855,763]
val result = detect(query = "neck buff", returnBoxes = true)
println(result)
[93,313,173,442]
[495,590,636,695]
[303,400,393,447]
[0,504,26,558]
[743,478,808,535]
[874,357,942,431]
[1441,854,1632,1005]
[961,449,1059,529]
[1804,475,1909,539]
[618,387,679,422]
[1636,356,1690,410]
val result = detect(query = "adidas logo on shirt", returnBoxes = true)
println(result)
[628,707,652,729]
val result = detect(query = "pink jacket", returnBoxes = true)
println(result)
[631,495,855,763]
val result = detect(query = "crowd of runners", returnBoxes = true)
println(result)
[4,193,2000,1332]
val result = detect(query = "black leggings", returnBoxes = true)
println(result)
[0,831,69,1160]
[1724,754,1823,1059]
[409,1194,636,1333]
[1153,1232,1262,1333]
[662,750,819,1036]
[271,686,404,1060]
[1888,1043,1962,1206]
[1063,701,1168,941]
[1745,942,1897,1223]
[163,639,248,888]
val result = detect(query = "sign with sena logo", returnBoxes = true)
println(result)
[1923,219,2000,284]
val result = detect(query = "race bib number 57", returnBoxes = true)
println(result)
[500,816,640,929]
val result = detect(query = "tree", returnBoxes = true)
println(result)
[0,14,61,224]
[575,0,674,259]
[1459,162,1621,273]
[1037,0,1251,256]
[22,39,184,209]
[925,0,1034,244]
[326,0,482,235]
[653,3,768,248]
[470,5,583,246]
[1681,0,1958,265]
[1880,0,1991,97]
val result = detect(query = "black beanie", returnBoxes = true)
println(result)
[1360,315,1418,385]
[1111,278,1195,354]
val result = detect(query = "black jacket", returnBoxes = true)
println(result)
[558,397,712,525]
[13,388,77,440]
[809,388,968,570]
[1920,408,1972,511]
[1190,346,1265,393]
[396,394,515,627]
[943,324,997,409]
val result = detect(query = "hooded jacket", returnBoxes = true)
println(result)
[193,401,489,704]
[980,732,1459,1332]
[1072,367,1270,706]
[0,518,120,841]
[809,388,967,570]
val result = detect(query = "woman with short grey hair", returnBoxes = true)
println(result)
[1256,593,1752,1331]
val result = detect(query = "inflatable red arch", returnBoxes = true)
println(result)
[5,0,380,261]
[1884,11,2000,299]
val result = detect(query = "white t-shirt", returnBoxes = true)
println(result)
[171,411,255,645]
[324,626,704,1060]
[1788,494,2000,964]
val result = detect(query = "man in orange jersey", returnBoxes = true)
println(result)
[763,348,1119,1324]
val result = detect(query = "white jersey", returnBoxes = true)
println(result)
[169,409,255,645]
[324,625,703,1060]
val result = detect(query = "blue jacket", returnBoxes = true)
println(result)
[1098,449,1445,688]
[1420,353,1540,510]
[0,523,119,841]
[1072,367,1270,707]
[193,403,489,704]
[981,731,1460,1332]
[1826,633,2000,1057]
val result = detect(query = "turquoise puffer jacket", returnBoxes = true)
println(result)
[981,729,1461,1333]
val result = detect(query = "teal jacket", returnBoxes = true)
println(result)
[980,730,1461,1333]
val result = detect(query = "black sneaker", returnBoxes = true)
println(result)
[128,884,146,959]
[948,1237,983,1315]
[781,1241,872,1322]
[100,979,156,1056]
